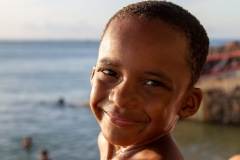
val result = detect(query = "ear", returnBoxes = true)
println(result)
[179,88,202,118]
[90,66,96,86]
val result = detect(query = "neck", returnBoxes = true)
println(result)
[113,133,172,158]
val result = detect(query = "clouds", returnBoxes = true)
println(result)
[21,20,102,40]
[0,0,240,40]
[0,0,103,40]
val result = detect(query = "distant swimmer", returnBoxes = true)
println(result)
[21,136,32,148]
[37,149,51,160]
[57,97,65,106]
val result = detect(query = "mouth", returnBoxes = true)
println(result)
[103,111,145,127]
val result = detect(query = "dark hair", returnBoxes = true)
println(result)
[40,149,48,155]
[101,1,209,87]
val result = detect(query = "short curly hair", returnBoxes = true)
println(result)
[101,1,209,87]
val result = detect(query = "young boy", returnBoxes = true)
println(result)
[90,1,209,159]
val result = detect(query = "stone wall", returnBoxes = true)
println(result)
[209,41,240,55]
[189,41,240,125]
[203,86,240,124]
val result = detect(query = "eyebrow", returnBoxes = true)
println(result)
[96,58,123,67]
[144,71,173,83]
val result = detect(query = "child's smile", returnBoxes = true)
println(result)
[90,18,192,147]
[103,107,150,127]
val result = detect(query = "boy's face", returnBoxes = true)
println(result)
[90,19,191,146]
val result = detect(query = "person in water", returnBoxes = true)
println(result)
[21,136,32,148]
[90,1,209,159]
[37,148,51,160]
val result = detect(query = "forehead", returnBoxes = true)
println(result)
[100,18,188,63]
[98,19,191,88]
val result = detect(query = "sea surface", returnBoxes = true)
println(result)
[0,40,240,160]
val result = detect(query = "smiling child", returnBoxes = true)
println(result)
[90,1,209,159]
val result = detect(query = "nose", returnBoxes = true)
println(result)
[109,80,140,109]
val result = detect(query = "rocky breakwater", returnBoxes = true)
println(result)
[209,41,240,55]
[203,86,240,124]
[190,41,240,125]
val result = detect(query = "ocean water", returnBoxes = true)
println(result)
[0,41,100,160]
[209,39,237,47]
[0,41,240,160]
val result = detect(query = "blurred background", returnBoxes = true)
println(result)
[0,0,240,160]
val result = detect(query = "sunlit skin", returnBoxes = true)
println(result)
[229,154,240,160]
[90,18,202,159]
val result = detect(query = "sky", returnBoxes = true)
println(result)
[0,0,240,40]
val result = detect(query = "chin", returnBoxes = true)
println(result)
[101,127,139,146]
[106,135,136,146]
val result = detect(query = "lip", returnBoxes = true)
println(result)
[104,111,143,127]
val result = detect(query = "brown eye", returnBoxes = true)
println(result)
[101,69,117,77]
[146,80,165,87]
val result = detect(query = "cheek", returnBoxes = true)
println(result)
[90,79,110,109]
[146,97,180,126]
[90,83,104,123]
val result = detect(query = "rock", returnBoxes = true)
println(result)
[203,86,240,124]
[209,41,240,55]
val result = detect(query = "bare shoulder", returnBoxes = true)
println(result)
[229,154,240,160]
[98,132,108,155]
[98,132,116,160]
[98,132,107,147]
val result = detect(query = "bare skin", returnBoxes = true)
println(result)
[37,149,51,160]
[229,155,240,160]
[90,18,202,159]
[98,132,183,160]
